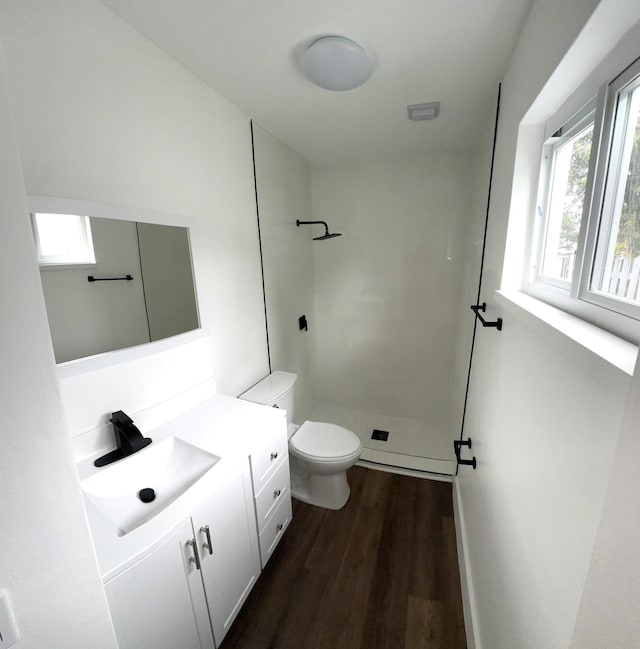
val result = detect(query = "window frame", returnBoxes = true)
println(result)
[531,98,597,292]
[578,60,640,320]
[527,55,640,343]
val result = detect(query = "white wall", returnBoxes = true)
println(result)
[310,150,474,454]
[0,0,269,439]
[458,1,640,648]
[252,123,317,423]
[0,43,117,649]
[569,355,640,647]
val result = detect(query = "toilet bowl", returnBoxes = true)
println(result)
[289,420,361,509]
[240,371,361,510]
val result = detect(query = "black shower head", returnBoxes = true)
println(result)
[296,219,342,241]
[313,232,342,240]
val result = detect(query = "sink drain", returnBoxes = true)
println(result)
[138,488,156,503]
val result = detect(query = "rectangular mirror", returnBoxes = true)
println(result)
[31,199,200,364]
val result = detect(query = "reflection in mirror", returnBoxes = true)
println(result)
[32,210,199,364]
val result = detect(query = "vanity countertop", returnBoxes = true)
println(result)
[77,393,287,581]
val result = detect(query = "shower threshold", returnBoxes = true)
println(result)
[358,447,454,478]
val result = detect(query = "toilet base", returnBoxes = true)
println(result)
[290,463,351,510]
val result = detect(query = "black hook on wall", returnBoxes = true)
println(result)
[454,438,477,470]
[470,302,503,331]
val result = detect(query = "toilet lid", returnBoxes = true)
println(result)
[291,421,361,460]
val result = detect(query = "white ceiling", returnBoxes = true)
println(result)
[99,0,532,163]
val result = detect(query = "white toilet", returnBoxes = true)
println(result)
[240,371,362,510]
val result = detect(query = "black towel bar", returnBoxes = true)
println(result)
[88,274,134,282]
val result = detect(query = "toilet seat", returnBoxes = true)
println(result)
[290,421,361,462]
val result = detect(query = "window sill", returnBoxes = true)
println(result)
[494,290,637,395]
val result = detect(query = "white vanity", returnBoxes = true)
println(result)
[76,394,292,649]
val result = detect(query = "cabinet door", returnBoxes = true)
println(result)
[191,460,261,646]
[104,520,214,649]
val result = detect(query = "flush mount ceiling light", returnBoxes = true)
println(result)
[407,102,441,121]
[300,36,373,91]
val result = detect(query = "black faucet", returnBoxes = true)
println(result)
[94,410,152,467]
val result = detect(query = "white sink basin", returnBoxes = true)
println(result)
[82,437,220,536]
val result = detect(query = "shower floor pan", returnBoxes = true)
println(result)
[310,403,455,477]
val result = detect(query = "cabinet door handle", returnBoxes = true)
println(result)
[200,525,213,555]
[270,451,278,461]
[276,523,284,531]
[187,538,201,570]
[273,489,282,499]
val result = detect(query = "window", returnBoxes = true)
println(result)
[534,102,595,288]
[529,56,640,342]
[587,66,640,312]
[32,212,96,266]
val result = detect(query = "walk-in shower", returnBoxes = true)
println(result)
[252,117,498,480]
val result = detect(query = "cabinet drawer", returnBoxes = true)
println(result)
[250,432,288,494]
[258,494,292,568]
[254,456,290,533]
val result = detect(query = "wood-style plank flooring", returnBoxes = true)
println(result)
[222,466,467,649]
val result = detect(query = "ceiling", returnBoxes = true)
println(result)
[99,0,533,164]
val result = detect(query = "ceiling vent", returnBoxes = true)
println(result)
[407,102,440,121]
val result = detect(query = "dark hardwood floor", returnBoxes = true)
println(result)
[222,466,467,649]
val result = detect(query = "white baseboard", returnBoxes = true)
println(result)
[453,478,480,649]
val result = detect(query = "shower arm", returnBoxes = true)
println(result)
[296,219,330,236]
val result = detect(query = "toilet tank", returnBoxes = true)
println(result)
[239,371,297,429]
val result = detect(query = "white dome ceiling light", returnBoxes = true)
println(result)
[300,36,374,91]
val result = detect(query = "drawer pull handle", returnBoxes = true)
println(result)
[276,523,284,531]
[200,525,213,555]
[187,538,201,570]
[270,452,278,461]
[273,489,282,498]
